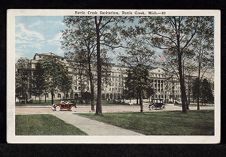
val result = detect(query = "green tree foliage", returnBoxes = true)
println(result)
[40,56,72,105]
[15,57,31,103]
[31,62,46,102]
[192,78,214,105]
[124,69,137,100]
[58,69,73,98]
[124,64,153,112]
[192,78,200,101]
[146,87,155,102]
[120,17,155,112]
[201,79,214,104]
[82,91,92,104]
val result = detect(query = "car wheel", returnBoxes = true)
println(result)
[56,106,61,111]
[71,106,76,112]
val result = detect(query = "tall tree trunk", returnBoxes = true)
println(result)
[95,16,102,115]
[175,23,187,113]
[197,62,201,110]
[187,77,190,110]
[39,95,41,103]
[51,90,54,105]
[88,61,95,111]
[182,59,189,110]
[139,89,143,112]
[178,54,187,113]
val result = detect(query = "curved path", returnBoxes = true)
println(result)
[53,112,143,136]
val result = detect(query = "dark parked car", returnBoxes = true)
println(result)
[149,99,165,110]
[52,100,77,111]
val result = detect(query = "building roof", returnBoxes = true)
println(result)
[33,52,64,60]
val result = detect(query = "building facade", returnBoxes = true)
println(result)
[20,52,186,103]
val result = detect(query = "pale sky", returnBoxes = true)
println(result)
[16,16,66,61]
[15,16,163,63]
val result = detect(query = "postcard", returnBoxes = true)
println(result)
[7,9,221,143]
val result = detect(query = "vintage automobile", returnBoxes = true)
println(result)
[52,100,77,111]
[149,99,165,110]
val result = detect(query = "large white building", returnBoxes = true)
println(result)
[25,52,184,103]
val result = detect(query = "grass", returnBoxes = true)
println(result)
[16,114,87,135]
[79,110,214,135]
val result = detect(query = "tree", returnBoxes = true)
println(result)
[200,79,214,104]
[191,17,214,110]
[64,50,88,102]
[120,18,155,112]
[62,16,96,111]
[82,91,92,104]
[62,16,123,115]
[58,69,72,99]
[184,62,197,108]
[31,62,46,103]
[124,69,136,101]
[40,55,71,105]
[192,78,214,105]
[15,57,31,103]
[94,16,126,115]
[146,87,155,102]
[192,78,200,102]
[140,16,203,113]
[134,64,153,112]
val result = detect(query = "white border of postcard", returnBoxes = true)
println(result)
[7,9,221,144]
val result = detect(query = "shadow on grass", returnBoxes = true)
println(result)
[78,110,214,135]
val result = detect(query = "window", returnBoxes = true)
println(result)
[58,93,61,98]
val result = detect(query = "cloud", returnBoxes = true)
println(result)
[16,23,45,42]
[15,18,66,60]
[47,32,62,44]
[27,20,42,28]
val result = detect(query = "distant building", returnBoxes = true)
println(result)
[18,52,210,103]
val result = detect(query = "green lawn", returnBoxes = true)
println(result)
[79,110,214,135]
[16,114,87,135]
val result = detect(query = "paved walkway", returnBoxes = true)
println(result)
[53,112,143,136]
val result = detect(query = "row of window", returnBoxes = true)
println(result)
[150,74,165,78]
[44,93,68,98]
